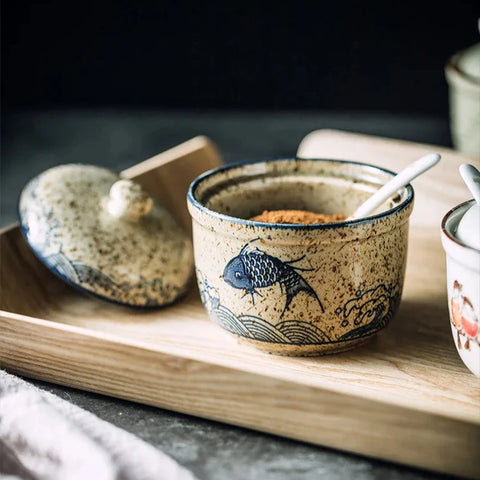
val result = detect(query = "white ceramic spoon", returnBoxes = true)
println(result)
[456,163,480,250]
[349,153,441,219]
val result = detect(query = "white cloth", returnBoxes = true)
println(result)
[0,371,197,480]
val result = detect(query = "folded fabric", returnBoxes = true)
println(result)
[0,371,197,480]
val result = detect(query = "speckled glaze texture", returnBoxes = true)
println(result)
[441,200,480,376]
[188,159,414,355]
[19,164,193,307]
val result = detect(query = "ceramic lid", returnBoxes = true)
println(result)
[18,164,194,307]
[458,42,480,80]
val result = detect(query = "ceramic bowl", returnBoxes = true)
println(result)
[187,158,414,356]
[441,200,480,376]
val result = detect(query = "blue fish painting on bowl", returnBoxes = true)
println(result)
[222,239,324,317]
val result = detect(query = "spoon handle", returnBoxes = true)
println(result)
[351,153,441,219]
[459,163,480,204]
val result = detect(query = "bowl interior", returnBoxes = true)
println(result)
[193,159,410,221]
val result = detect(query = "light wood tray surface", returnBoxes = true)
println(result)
[1,132,479,478]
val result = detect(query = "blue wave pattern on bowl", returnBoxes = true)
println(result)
[198,265,400,346]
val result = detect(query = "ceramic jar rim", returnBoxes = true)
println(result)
[441,199,480,269]
[187,157,414,232]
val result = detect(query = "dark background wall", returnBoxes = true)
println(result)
[2,1,480,115]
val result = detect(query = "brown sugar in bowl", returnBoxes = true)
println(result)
[187,158,414,356]
[250,209,346,224]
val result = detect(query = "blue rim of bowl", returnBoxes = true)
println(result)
[441,199,480,253]
[187,157,415,230]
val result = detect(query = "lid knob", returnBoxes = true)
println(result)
[105,179,153,221]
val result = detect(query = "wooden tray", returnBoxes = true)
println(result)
[1,132,479,479]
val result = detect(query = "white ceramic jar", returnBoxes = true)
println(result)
[441,200,480,376]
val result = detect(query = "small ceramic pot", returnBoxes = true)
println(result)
[187,158,414,355]
[441,200,480,377]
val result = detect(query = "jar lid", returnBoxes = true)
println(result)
[458,42,480,80]
[18,164,193,307]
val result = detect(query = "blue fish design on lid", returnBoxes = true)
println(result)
[223,239,324,317]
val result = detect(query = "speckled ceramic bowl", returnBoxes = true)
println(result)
[187,158,414,355]
[441,200,480,377]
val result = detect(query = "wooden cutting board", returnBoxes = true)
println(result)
[1,132,479,479]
